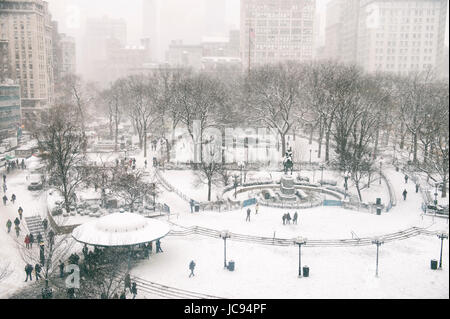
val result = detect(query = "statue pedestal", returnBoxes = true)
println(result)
[279,175,297,201]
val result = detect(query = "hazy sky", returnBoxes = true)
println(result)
[47,0,332,44]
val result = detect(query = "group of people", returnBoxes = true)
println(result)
[24,263,42,282]
[282,212,298,225]
[4,159,25,174]
[245,204,260,222]
[2,193,16,205]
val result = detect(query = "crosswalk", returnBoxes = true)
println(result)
[24,215,45,237]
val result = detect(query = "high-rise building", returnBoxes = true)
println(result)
[83,16,127,82]
[0,83,21,142]
[240,0,316,70]
[142,0,159,62]
[325,0,448,75]
[0,39,10,82]
[59,34,76,78]
[0,0,55,121]
[166,40,203,69]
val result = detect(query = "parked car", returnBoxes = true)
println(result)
[426,204,445,214]
[28,174,43,191]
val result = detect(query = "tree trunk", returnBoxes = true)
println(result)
[400,122,405,150]
[413,132,418,163]
[318,120,323,159]
[373,128,379,160]
[280,133,286,156]
[309,124,314,145]
[114,108,119,152]
[144,126,148,158]
[356,181,362,202]
[208,179,212,202]
[325,129,331,162]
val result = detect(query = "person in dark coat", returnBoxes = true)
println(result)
[59,261,65,278]
[246,208,251,222]
[82,244,89,259]
[29,233,34,248]
[131,282,137,299]
[11,194,16,204]
[14,217,20,227]
[416,184,420,193]
[156,239,163,253]
[25,264,33,282]
[293,212,298,225]
[124,274,131,291]
[2,195,7,205]
[34,263,42,281]
[404,175,409,183]
[189,260,196,278]
[282,214,286,225]
[402,189,408,200]
[15,225,20,237]
[36,232,43,244]
[48,230,55,246]
[286,213,291,224]
[18,207,23,220]
[42,218,48,231]
[6,219,12,233]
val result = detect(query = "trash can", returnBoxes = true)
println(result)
[376,208,382,215]
[376,198,381,205]
[431,259,438,270]
[303,266,309,277]
[228,261,235,271]
[195,204,200,213]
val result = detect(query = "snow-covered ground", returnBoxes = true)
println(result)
[0,146,448,299]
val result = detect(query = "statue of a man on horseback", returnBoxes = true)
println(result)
[283,147,294,175]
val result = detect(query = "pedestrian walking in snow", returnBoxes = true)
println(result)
[246,208,251,222]
[124,274,131,291]
[2,195,7,205]
[144,160,147,168]
[59,261,65,278]
[402,189,408,201]
[2,174,5,184]
[15,225,20,237]
[11,194,16,204]
[189,260,196,278]
[36,232,43,244]
[18,207,23,220]
[416,184,420,193]
[14,217,20,227]
[156,239,163,253]
[293,212,298,225]
[25,234,31,249]
[282,214,286,225]
[35,264,42,281]
[29,233,34,248]
[6,219,12,233]
[42,218,48,231]
[131,282,137,299]
[255,203,259,215]
[286,213,291,224]
[404,175,408,184]
[25,264,33,282]
[48,230,55,246]
[2,183,6,193]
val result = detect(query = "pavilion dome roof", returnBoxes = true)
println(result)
[72,213,171,247]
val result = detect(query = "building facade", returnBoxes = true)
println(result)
[0,83,21,142]
[325,0,448,76]
[166,40,203,69]
[0,0,55,120]
[240,0,316,70]
[0,39,10,82]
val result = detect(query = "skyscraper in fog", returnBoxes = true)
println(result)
[142,0,159,62]
[325,0,448,75]
[0,0,55,121]
[83,16,127,81]
[240,0,316,71]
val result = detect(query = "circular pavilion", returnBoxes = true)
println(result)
[72,212,171,247]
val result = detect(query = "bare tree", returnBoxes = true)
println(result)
[110,167,153,212]
[246,62,307,156]
[0,262,11,283]
[35,104,87,214]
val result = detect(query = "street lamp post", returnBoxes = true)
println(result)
[343,171,350,199]
[371,238,384,277]
[437,231,448,269]
[238,161,245,185]
[295,237,307,277]
[434,183,439,206]
[309,149,312,164]
[220,230,231,269]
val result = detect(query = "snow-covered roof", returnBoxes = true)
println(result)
[72,213,171,247]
